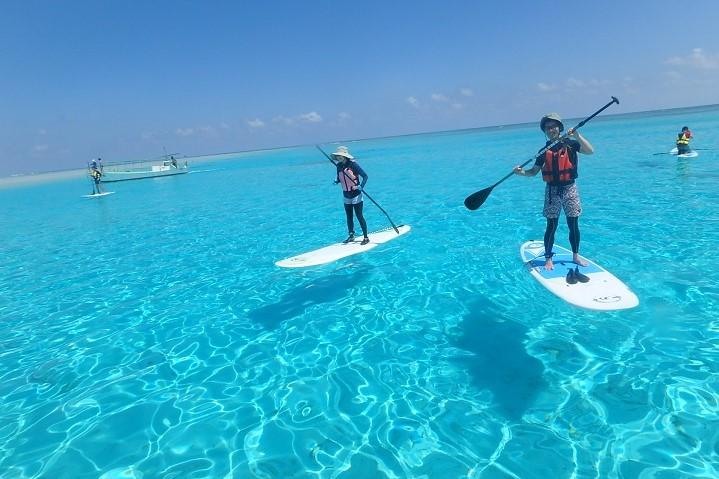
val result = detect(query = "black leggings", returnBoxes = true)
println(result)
[544,216,581,257]
[344,202,368,237]
[677,144,690,154]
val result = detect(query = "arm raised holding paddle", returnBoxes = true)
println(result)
[464,96,618,212]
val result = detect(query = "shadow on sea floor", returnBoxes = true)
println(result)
[450,300,546,421]
[247,267,370,330]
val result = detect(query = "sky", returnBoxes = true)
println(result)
[1,0,717,176]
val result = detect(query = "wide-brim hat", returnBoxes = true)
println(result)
[331,146,354,159]
[540,113,564,132]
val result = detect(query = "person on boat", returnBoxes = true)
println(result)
[170,155,178,168]
[332,146,370,245]
[513,113,594,273]
[676,126,692,155]
[88,160,103,194]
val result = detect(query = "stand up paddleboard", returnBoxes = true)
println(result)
[669,147,698,158]
[520,241,638,311]
[276,225,411,268]
[82,191,115,198]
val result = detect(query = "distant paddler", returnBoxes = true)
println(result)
[676,126,693,155]
[88,158,104,195]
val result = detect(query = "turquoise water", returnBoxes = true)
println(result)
[2,105,719,478]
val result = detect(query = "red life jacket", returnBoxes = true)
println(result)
[542,146,576,184]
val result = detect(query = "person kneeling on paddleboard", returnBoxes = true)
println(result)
[332,146,370,245]
[513,113,594,273]
[676,126,692,155]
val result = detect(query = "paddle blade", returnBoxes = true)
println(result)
[464,186,493,210]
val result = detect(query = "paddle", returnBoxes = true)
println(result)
[316,145,400,234]
[464,96,620,211]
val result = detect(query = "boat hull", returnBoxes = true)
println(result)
[101,168,189,182]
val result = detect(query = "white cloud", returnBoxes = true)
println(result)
[33,144,48,152]
[566,77,585,88]
[141,131,155,140]
[460,88,474,97]
[299,111,322,123]
[273,115,295,125]
[219,122,230,129]
[431,93,448,102]
[38,129,47,135]
[451,103,464,110]
[176,128,194,137]
[537,82,556,92]
[247,118,265,128]
[666,48,719,70]
[338,112,351,120]
[407,96,420,108]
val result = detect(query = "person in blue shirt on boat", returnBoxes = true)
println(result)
[676,126,692,155]
[332,146,370,245]
[513,113,594,273]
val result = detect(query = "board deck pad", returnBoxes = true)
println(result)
[669,147,698,158]
[276,225,411,268]
[82,191,115,198]
[520,241,638,311]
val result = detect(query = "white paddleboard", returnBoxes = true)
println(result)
[520,241,638,311]
[82,191,115,198]
[276,225,411,268]
[669,147,698,158]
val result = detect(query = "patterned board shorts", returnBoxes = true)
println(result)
[543,183,581,218]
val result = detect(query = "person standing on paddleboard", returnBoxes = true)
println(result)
[513,113,594,271]
[88,159,104,194]
[332,146,370,245]
[676,126,692,155]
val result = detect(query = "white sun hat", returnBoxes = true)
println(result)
[331,146,354,159]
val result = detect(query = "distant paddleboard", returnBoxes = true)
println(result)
[82,191,115,198]
[276,225,411,268]
[669,147,698,158]
[520,241,638,311]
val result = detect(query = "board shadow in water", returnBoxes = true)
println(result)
[450,301,546,421]
[248,268,370,330]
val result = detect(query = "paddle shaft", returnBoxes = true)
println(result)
[316,146,400,234]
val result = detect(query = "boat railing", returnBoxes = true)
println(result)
[101,157,187,173]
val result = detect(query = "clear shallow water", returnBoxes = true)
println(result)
[1,105,719,478]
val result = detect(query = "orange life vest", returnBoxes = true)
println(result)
[542,146,576,184]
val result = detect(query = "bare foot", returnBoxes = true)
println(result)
[573,254,588,267]
[544,257,554,271]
